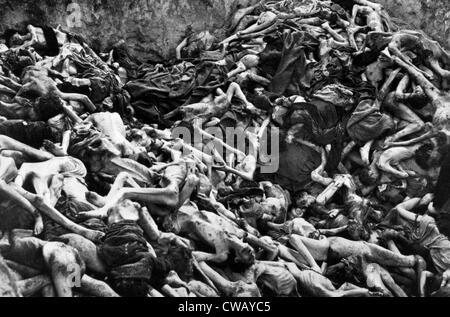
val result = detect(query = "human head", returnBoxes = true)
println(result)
[233,243,256,267]
[164,245,194,282]
[3,29,22,47]
[107,199,141,224]
[347,220,371,241]
[295,192,316,209]
[415,133,450,170]
[35,91,64,121]
[359,168,378,186]
[355,33,366,50]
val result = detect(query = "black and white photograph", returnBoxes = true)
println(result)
[0,0,450,303]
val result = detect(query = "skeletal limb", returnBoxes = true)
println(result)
[197,261,260,297]
[236,22,279,42]
[288,235,322,273]
[0,84,16,95]
[428,57,450,80]
[388,37,434,81]
[383,93,426,148]
[362,259,408,297]
[195,124,246,161]
[213,155,257,181]
[191,223,241,264]
[226,82,253,108]
[59,234,107,275]
[392,55,450,131]
[285,263,372,297]
[354,0,384,11]
[0,135,53,162]
[12,185,105,242]
[175,37,189,60]
[294,139,333,187]
[297,236,421,272]
[42,242,84,297]
[0,74,22,92]
[220,11,277,47]
[228,3,260,32]
[57,91,96,112]
[172,139,214,169]
[396,59,440,103]
[395,74,427,102]
[337,18,369,51]
[80,275,120,297]
[342,141,357,159]
[227,55,260,79]
[17,275,52,297]
[0,180,43,235]
[0,99,37,120]
[321,22,347,43]
[316,175,354,206]
[62,104,83,124]
[352,5,382,31]
[139,207,191,249]
[82,163,190,219]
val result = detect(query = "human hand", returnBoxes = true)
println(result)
[441,270,450,288]
[160,232,192,250]
[34,216,44,236]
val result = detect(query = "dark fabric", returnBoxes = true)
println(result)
[312,84,355,109]
[0,201,35,233]
[268,31,319,95]
[113,42,141,80]
[283,102,342,146]
[259,33,284,78]
[189,61,227,102]
[68,52,117,104]
[43,192,107,241]
[347,99,395,145]
[98,221,173,297]
[434,151,450,211]
[0,120,54,147]
[0,49,35,77]
[98,221,149,268]
[352,49,381,68]
[330,0,355,11]
[41,26,60,57]
[181,32,216,59]
[125,61,197,121]
[271,101,343,191]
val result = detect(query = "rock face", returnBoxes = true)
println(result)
[378,0,450,49]
[0,0,257,61]
[0,0,449,59]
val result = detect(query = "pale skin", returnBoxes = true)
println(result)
[165,83,255,123]
[17,66,96,113]
[377,144,422,179]
[386,198,450,295]
[9,25,69,52]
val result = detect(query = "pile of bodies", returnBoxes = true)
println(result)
[2,0,450,297]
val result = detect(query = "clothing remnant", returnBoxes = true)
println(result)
[1,0,450,298]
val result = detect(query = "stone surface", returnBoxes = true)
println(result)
[0,0,257,61]
[0,0,449,60]
[378,0,450,49]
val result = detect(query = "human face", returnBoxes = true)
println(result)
[355,34,365,50]
[235,244,256,266]
[10,33,24,46]
[108,199,140,223]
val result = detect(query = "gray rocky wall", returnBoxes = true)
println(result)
[0,0,449,60]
